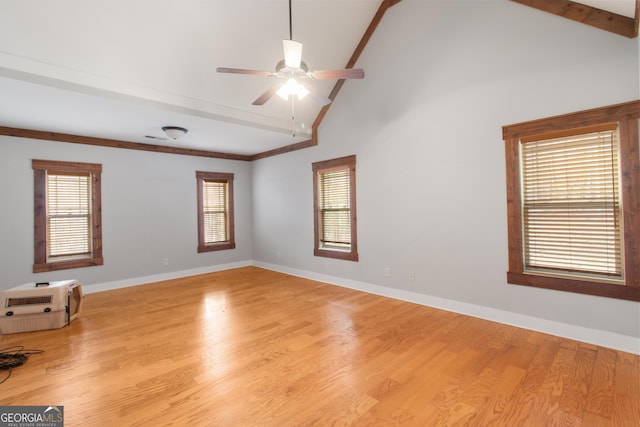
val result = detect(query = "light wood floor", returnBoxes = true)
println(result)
[0,266,638,426]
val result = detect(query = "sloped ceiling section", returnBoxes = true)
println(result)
[0,0,636,161]
[511,0,639,38]
[0,0,397,161]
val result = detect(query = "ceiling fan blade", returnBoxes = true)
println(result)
[283,39,302,69]
[252,83,283,106]
[217,67,275,76]
[309,68,365,80]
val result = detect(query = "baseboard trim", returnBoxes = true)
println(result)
[253,261,640,355]
[82,260,638,354]
[83,260,253,294]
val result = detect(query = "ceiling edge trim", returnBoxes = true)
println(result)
[510,0,638,38]
[635,0,640,37]
[250,138,315,161]
[0,126,252,162]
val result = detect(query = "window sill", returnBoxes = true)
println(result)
[33,257,104,273]
[507,271,640,301]
[314,248,358,262]
[198,242,235,253]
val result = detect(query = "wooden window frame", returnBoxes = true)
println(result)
[502,100,640,301]
[32,159,103,273]
[196,171,235,253]
[312,155,358,262]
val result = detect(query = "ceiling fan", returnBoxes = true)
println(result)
[216,0,364,107]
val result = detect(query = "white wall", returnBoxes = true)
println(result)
[0,137,253,291]
[252,1,640,347]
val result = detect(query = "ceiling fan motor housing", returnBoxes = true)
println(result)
[276,59,309,75]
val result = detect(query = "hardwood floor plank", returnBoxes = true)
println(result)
[0,266,637,426]
[586,347,617,420]
[614,350,640,397]
[612,394,640,426]
[560,346,596,420]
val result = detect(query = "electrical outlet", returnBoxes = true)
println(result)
[162,258,169,266]
[409,271,415,281]
[384,268,391,278]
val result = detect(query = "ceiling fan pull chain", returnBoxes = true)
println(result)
[291,96,296,137]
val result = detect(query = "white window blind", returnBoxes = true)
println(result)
[520,124,622,279]
[47,172,92,259]
[318,168,351,251]
[203,180,228,244]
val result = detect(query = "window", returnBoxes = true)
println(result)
[32,160,103,273]
[196,171,235,252]
[502,101,639,301]
[521,125,622,277]
[312,155,358,261]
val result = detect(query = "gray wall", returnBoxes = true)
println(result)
[251,1,640,340]
[0,137,253,288]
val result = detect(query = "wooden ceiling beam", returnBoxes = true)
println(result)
[0,126,253,161]
[511,0,638,38]
[635,0,640,37]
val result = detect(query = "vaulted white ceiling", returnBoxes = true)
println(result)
[0,1,382,157]
[0,0,636,158]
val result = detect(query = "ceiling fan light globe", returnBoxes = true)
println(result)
[276,88,290,100]
[296,84,309,100]
[277,78,297,100]
[276,78,308,101]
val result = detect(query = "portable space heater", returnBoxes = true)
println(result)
[0,280,83,334]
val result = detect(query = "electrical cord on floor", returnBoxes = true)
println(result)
[0,345,44,385]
